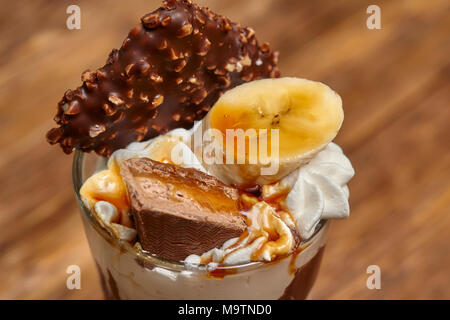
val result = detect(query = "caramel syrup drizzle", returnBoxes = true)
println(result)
[204,183,301,277]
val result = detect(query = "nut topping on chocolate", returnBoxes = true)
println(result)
[47,0,279,157]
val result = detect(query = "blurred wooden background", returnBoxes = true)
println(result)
[0,0,449,299]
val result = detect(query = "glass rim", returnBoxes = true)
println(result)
[72,149,328,273]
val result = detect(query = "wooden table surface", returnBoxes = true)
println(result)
[0,0,449,299]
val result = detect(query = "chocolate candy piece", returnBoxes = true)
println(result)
[120,157,246,261]
[47,0,280,157]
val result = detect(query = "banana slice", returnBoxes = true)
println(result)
[195,77,344,186]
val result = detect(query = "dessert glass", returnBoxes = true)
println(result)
[73,150,329,300]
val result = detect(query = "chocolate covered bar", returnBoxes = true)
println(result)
[47,0,279,157]
[120,158,246,261]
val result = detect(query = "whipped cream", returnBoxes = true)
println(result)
[82,123,353,266]
[282,143,354,239]
[94,201,136,242]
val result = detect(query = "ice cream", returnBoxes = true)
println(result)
[77,74,354,299]
[47,0,354,300]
